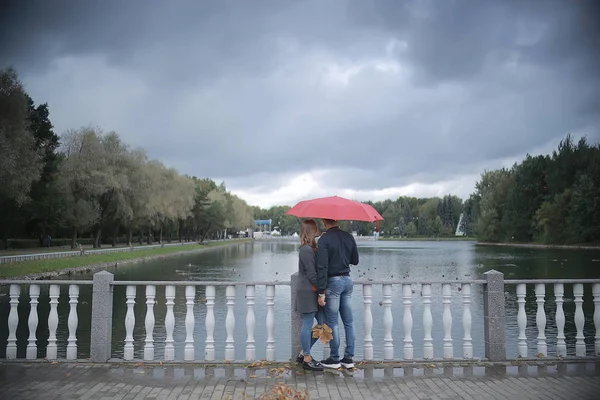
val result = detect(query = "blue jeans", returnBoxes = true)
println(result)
[324,276,355,361]
[301,310,324,356]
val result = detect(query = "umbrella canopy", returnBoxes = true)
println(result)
[286,196,384,222]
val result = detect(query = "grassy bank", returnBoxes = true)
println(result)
[379,236,476,242]
[0,239,252,279]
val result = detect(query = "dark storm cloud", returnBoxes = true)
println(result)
[1,0,599,195]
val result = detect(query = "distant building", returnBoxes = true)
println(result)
[455,213,466,236]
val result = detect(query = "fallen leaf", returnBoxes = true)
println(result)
[249,375,257,378]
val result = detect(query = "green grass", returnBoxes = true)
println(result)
[0,239,252,278]
[378,236,476,242]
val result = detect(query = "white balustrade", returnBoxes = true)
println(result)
[594,283,600,356]
[422,284,433,360]
[462,283,472,359]
[535,283,547,357]
[265,285,275,361]
[26,285,40,360]
[442,283,453,359]
[124,285,136,360]
[205,285,216,361]
[66,285,79,360]
[6,284,19,359]
[363,284,373,360]
[245,285,256,361]
[225,285,236,361]
[573,283,585,356]
[554,283,566,357]
[516,283,527,357]
[402,284,413,360]
[47,285,60,359]
[144,285,156,360]
[184,286,195,361]
[164,285,176,361]
[382,284,393,360]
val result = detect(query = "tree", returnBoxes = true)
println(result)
[406,221,417,237]
[0,68,43,206]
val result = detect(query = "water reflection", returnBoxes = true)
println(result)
[1,241,599,361]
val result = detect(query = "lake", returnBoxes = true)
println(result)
[1,240,599,361]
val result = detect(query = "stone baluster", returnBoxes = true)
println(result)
[534,283,547,357]
[573,283,585,356]
[164,285,176,361]
[124,285,136,360]
[184,286,195,361]
[47,285,60,360]
[66,285,79,360]
[594,283,600,356]
[266,285,276,361]
[26,285,40,359]
[205,285,216,361]
[6,284,20,359]
[442,283,453,359]
[363,284,374,361]
[554,283,566,357]
[461,283,472,359]
[382,284,393,360]
[422,284,433,359]
[245,285,256,361]
[225,285,236,361]
[516,283,527,357]
[144,285,156,361]
[402,284,413,360]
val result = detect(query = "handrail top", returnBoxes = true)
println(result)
[2,278,599,286]
[0,280,94,285]
[505,279,600,284]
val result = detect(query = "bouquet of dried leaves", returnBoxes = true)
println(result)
[311,323,333,344]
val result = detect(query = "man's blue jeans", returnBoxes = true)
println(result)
[301,310,324,356]
[324,276,355,361]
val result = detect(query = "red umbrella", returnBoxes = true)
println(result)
[286,196,384,225]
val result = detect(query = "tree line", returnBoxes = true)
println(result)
[1,67,255,249]
[463,135,600,245]
[3,66,598,248]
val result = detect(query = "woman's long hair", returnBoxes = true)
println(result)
[299,219,319,250]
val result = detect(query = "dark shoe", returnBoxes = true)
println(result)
[340,357,354,369]
[296,354,304,364]
[320,358,341,369]
[302,359,324,371]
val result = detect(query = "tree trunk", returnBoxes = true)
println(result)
[159,225,163,244]
[139,229,143,245]
[127,228,133,246]
[111,226,118,247]
[147,227,152,244]
[71,227,78,249]
[94,226,102,248]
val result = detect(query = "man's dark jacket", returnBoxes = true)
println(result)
[316,226,359,294]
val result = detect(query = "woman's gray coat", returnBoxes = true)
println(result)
[295,244,319,314]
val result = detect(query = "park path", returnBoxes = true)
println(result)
[1,361,599,399]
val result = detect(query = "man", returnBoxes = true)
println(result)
[316,218,359,369]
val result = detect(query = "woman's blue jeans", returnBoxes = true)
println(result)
[301,309,324,356]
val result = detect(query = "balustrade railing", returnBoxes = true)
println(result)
[1,271,599,363]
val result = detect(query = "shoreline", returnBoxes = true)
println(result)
[1,240,252,280]
[476,241,600,250]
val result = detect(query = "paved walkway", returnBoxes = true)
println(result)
[1,361,599,399]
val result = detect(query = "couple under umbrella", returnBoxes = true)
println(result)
[287,196,383,371]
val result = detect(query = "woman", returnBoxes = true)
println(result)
[294,219,324,371]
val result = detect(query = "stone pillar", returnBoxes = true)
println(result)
[483,270,506,361]
[290,272,302,359]
[90,270,114,362]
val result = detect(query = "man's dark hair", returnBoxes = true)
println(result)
[322,219,337,226]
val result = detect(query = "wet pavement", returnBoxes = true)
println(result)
[0,361,599,399]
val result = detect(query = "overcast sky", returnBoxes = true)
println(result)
[1,0,599,208]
